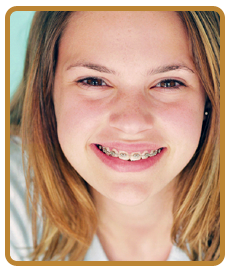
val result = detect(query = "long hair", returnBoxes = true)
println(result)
[172,11,220,261]
[10,11,220,261]
[11,11,97,261]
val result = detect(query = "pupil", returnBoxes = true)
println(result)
[169,81,175,87]
[88,79,102,86]
[161,80,176,87]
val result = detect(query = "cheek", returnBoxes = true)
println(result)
[159,101,204,155]
[55,97,107,149]
[165,107,203,134]
[55,99,108,174]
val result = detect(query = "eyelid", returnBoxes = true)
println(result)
[76,77,110,88]
[152,78,186,89]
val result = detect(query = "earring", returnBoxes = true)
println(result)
[204,111,208,116]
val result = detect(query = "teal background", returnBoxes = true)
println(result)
[10,11,35,98]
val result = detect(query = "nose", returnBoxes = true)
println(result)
[109,93,154,135]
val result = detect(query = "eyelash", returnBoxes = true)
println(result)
[154,79,186,89]
[77,77,108,87]
[76,77,185,89]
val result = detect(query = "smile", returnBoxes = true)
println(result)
[91,143,165,172]
[97,144,162,161]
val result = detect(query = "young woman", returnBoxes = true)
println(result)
[10,11,220,261]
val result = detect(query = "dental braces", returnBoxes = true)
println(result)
[97,145,162,161]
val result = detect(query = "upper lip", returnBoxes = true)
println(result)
[94,142,163,152]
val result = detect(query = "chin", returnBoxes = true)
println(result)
[106,182,153,206]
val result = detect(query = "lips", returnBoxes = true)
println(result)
[90,143,165,172]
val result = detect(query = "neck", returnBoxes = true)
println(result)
[90,179,176,261]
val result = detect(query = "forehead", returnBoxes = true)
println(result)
[66,11,183,27]
[61,11,187,42]
[62,11,183,38]
[58,11,191,71]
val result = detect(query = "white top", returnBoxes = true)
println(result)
[10,137,190,261]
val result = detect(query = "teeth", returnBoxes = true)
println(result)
[119,151,130,160]
[98,145,162,161]
[105,147,111,155]
[130,152,141,161]
[110,149,119,157]
[149,150,157,157]
[141,151,150,159]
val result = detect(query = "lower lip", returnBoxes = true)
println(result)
[91,144,165,172]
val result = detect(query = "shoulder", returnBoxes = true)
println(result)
[84,235,108,261]
[10,136,33,261]
[10,136,27,207]
[167,245,191,261]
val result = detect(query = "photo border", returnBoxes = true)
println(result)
[5,6,225,266]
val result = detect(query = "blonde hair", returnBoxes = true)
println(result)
[172,11,220,260]
[10,11,220,261]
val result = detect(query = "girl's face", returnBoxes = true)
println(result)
[54,11,205,206]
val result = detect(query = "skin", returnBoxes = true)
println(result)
[53,11,206,260]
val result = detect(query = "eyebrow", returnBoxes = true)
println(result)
[147,65,195,75]
[66,62,116,74]
[66,62,195,75]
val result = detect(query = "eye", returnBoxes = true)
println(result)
[155,79,185,89]
[77,77,107,87]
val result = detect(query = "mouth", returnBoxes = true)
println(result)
[96,144,163,161]
[91,143,165,172]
